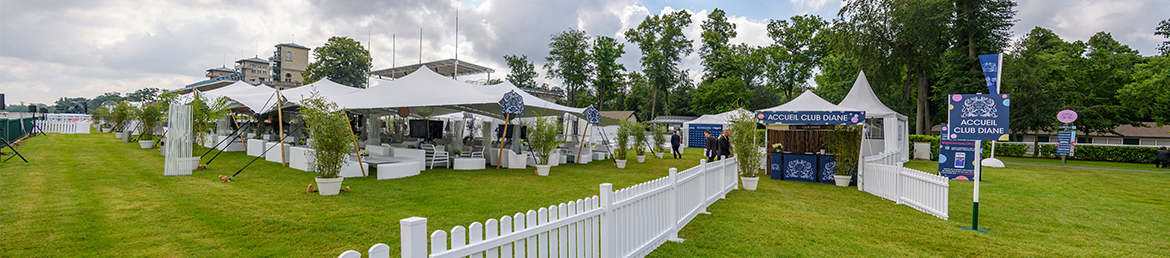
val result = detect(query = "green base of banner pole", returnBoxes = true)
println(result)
[959,202,991,233]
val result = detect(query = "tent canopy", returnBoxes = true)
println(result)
[194,81,279,113]
[837,71,904,118]
[281,78,364,105]
[758,91,864,113]
[684,108,751,125]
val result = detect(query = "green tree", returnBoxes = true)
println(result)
[838,0,953,134]
[692,77,752,115]
[591,36,626,111]
[503,54,539,89]
[625,10,693,118]
[766,14,829,101]
[1070,32,1143,135]
[814,54,859,104]
[935,0,1017,99]
[1118,56,1170,125]
[700,8,737,82]
[1004,29,1065,156]
[1157,18,1169,56]
[544,29,593,107]
[126,87,162,101]
[303,36,372,88]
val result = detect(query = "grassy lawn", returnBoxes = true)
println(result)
[0,133,701,257]
[996,156,1168,171]
[4,133,1170,257]
[649,158,1170,257]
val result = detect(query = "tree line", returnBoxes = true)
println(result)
[507,0,1169,139]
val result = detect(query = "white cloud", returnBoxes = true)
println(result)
[789,0,830,12]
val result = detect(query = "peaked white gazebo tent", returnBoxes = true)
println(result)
[836,71,910,162]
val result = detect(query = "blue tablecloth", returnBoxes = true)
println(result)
[780,153,818,182]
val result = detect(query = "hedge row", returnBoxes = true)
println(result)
[908,135,1159,163]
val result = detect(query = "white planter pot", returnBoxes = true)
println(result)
[636,155,646,163]
[654,152,664,159]
[535,165,551,176]
[121,131,131,142]
[741,176,760,190]
[315,177,344,196]
[102,128,111,133]
[834,175,851,187]
[139,141,154,149]
[114,131,121,138]
[615,159,627,169]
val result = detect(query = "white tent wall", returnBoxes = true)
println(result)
[837,71,910,162]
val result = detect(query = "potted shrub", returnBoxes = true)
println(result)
[527,116,562,176]
[110,101,133,139]
[300,90,356,196]
[615,120,634,168]
[652,125,667,158]
[189,95,230,148]
[90,106,112,133]
[135,102,165,149]
[824,125,862,187]
[633,122,647,163]
[729,112,764,190]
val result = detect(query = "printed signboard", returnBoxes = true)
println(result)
[938,140,978,180]
[946,94,1010,141]
[1057,130,1076,156]
[756,111,865,125]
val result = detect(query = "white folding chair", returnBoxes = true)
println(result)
[422,144,450,169]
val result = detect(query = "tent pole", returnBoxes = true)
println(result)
[342,112,368,177]
[231,113,246,152]
[277,91,286,166]
[497,114,510,169]
[576,123,590,163]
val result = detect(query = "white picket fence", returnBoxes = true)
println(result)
[340,158,741,258]
[863,150,900,166]
[33,114,93,134]
[860,161,949,220]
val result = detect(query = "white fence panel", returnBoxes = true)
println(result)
[342,158,741,258]
[861,162,949,220]
[33,114,93,134]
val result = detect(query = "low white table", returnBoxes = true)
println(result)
[377,161,422,180]
[453,157,486,170]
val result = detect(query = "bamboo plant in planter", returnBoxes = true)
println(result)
[300,91,356,196]
[615,120,634,168]
[633,122,648,163]
[134,102,166,149]
[527,116,562,176]
[110,101,133,140]
[652,125,667,158]
[728,112,764,190]
[823,125,862,187]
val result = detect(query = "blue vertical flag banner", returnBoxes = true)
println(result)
[946,94,1010,141]
[499,90,525,115]
[1057,130,1077,156]
[978,53,1002,95]
[938,140,978,180]
[584,106,601,124]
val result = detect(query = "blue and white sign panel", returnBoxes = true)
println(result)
[1057,130,1077,156]
[584,106,601,124]
[770,152,784,180]
[819,155,837,184]
[938,140,977,180]
[756,111,865,125]
[499,90,525,115]
[781,153,818,183]
[978,53,1003,95]
[946,94,1010,141]
[687,124,721,148]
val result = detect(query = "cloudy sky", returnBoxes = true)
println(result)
[1,0,1166,105]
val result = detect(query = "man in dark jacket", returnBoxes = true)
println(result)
[705,130,717,162]
[717,130,731,160]
[1156,146,1170,169]
[670,131,682,159]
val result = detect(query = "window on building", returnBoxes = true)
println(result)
[1038,136,1050,142]
[285,73,291,82]
[1077,137,1091,144]
[1123,138,1140,145]
[286,51,292,61]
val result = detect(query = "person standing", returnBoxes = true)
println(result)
[1156,146,1170,169]
[717,130,731,160]
[705,130,717,162]
[670,131,682,159]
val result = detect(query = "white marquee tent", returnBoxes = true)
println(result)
[836,71,909,161]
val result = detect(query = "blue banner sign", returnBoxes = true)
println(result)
[1057,130,1077,156]
[756,111,865,125]
[687,124,721,148]
[781,153,818,182]
[938,140,977,180]
[946,94,1010,141]
[978,54,1002,95]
